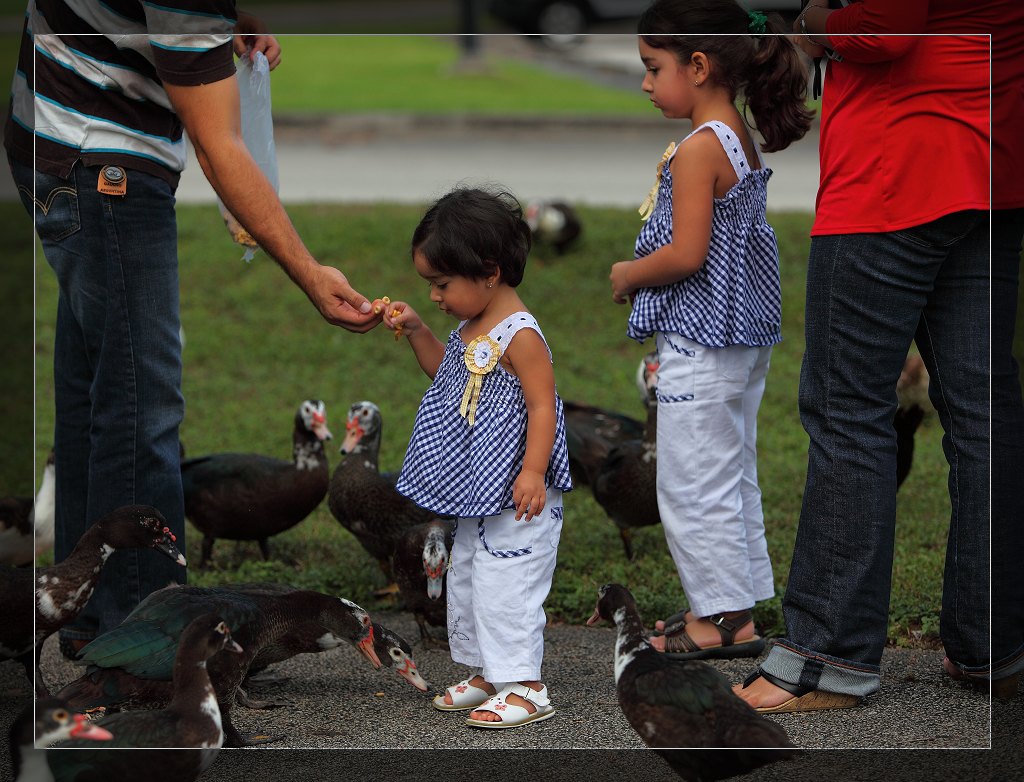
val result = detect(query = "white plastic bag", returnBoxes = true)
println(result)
[218,50,279,262]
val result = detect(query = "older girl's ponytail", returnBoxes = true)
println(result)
[746,12,815,152]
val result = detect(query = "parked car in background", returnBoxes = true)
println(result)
[488,0,802,45]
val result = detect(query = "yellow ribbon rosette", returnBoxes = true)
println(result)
[638,141,677,222]
[460,334,502,426]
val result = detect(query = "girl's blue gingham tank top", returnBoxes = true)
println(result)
[396,311,573,518]
[628,120,783,348]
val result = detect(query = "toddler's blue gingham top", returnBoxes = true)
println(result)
[396,312,573,518]
[627,121,783,348]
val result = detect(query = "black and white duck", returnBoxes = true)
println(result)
[524,200,582,255]
[9,697,112,782]
[56,583,380,746]
[328,401,438,595]
[0,504,186,697]
[591,382,660,561]
[180,399,332,566]
[634,350,660,406]
[48,614,244,782]
[587,583,797,782]
[372,621,430,692]
[392,518,454,648]
[0,448,56,567]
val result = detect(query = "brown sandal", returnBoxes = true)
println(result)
[661,610,765,660]
[944,656,1020,701]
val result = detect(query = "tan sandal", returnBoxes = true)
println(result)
[741,669,861,713]
[661,610,765,660]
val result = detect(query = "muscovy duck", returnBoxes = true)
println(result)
[524,200,582,255]
[634,350,660,407]
[328,401,438,595]
[0,448,55,567]
[10,697,112,781]
[48,614,243,782]
[215,583,428,702]
[564,401,645,489]
[587,583,797,781]
[392,518,454,648]
[180,399,332,566]
[591,382,660,560]
[0,504,185,697]
[56,583,379,746]
[239,619,429,706]
[895,353,931,490]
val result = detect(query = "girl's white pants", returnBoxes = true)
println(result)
[446,486,563,683]
[655,332,776,618]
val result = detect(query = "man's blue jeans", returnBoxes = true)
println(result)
[761,210,999,696]
[13,157,187,640]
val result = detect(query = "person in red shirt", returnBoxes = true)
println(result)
[735,0,1023,713]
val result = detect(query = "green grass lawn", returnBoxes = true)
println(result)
[264,36,649,116]
[28,203,953,648]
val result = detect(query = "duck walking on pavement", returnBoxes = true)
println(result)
[328,401,438,596]
[0,504,185,698]
[587,583,797,782]
[48,614,244,782]
[180,399,332,566]
[221,582,429,704]
[56,583,379,747]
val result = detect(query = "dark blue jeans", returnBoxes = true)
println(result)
[13,157,187,639]
[990,208,1024,681]
[761,210,994,696]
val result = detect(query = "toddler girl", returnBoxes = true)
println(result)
[380,186,572,728]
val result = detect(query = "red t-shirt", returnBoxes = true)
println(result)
[812,0,1001,234]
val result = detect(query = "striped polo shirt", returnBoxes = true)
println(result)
[5,0,238,188]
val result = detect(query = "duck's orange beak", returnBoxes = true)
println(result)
[340,419,364,454]
[70,713,113,741]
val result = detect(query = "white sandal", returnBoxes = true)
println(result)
[431,678,496,712]
[465,683,555,729]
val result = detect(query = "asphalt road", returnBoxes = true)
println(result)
[170,110,819,214]
[3,608,1017,782]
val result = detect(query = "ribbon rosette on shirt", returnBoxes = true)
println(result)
[460,335,502,426]
[638,141,677,222]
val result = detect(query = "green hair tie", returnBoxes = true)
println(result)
[747,9,767,33]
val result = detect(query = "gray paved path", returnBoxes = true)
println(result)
[4,609,1015,782]
[173,112,819,213]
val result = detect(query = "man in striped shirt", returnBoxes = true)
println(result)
[6,0,377,651]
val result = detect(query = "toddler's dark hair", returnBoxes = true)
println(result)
[638,0,814,152]
[411,186,532,288]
